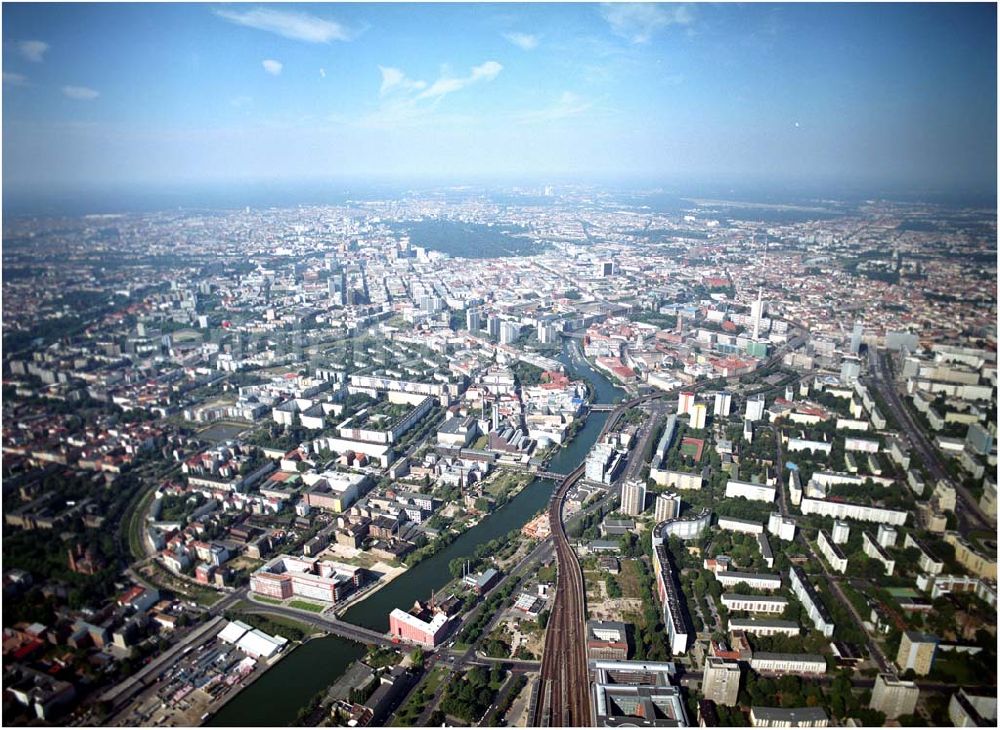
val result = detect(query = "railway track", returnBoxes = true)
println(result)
[532,327,805,726]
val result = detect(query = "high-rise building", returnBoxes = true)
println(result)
[654,492,681,522]
[678,392,695,416]
[840,356,862,383]
[870,674,919,719]
[621,480,647,516]
[690,403,708,430]
[466,309,481,332]
[948,688,998,727]
[537,322,557,344]
[703,656,742,707]
[831,520,851,544]
[329,269,347,306]
[896,631,938,676]
[596,260,617,277]
[745,394,766,422]
[714,391,733,417]
[850,322,864,355]
[487,315,501,339]
[500,321,520,345]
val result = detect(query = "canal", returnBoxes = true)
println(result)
[208,341,623,726]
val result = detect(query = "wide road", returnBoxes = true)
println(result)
[241,600,400,647]
[866,347,988,533]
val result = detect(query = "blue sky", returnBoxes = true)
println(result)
[2,3,996,194]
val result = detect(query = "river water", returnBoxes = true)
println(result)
[208,341,623,726]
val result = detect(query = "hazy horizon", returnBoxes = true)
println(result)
[3,2,997,203]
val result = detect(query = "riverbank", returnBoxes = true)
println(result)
[202,630,325,723]
[206,340,624,726]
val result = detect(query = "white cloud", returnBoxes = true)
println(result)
[416,60,502,100]
[215,7,351,43]
[18,40,49,62]
[503,32,539,50]
[514,91,592,123]
[3,72,27,86]
[358,60,503,130]
[601,3,693,44]
[319,68,326,78]
[378,66,426,96]
[62,85,99,100]
[262,59,283,76]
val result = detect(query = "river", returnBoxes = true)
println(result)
[208,341,623,726]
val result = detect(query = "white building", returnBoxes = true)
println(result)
[817,530,849,574]
[871,673,919,720]
[767,512,797,541]
[877,524,898,548]
[788,566,835,637]
[831,520,851,544]
[621,480,647,517]
[678,391,695,416]
[718,516,765,535]
[862,531,896,575]
[800,498,907,526]
[715,391,733,417]
[715,571,782,591]
[745,394,766,422]
[653,510,713,541]
[703,656,741,707]
[726,480,777,503]
[654,492,682,522]
[729,618,800,637]
[721,594,789,614]
[690,403,708,430]
[750,653,828,676]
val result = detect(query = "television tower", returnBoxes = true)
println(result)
[752,287,763,341]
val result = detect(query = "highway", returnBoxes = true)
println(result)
[866,347,989,533]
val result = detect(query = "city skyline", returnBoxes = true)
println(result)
[2,2,997,195]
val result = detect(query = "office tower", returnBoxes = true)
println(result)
[896,631,938,676]
[487,315,501,339]
[784,385,794,401]
[703,656,742,707]
[654,492,681,522]
[850,322,864,355]
[690,403,707,430]
[870,674,919,719]
[678,391,695,416]
[621,480,647,516]
[714,391,733,417]
[466,309,481,332]
[596,260,617,277]
[745,394,765,422]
